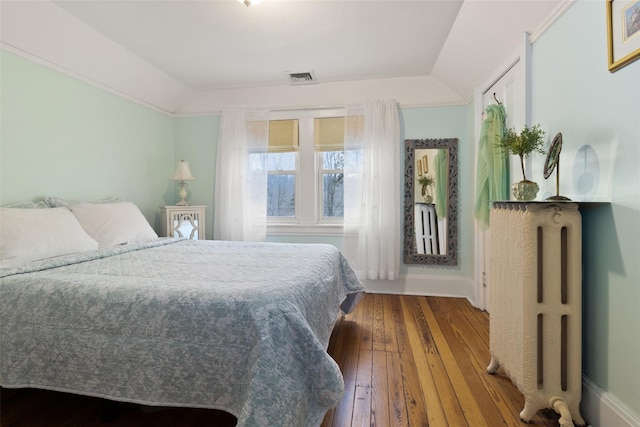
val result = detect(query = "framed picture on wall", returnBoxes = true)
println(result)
[607,0,640,72]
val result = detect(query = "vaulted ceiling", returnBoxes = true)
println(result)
[0,0,571,114]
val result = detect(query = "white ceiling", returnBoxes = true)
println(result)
[1,0,571,113]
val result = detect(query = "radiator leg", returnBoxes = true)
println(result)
[486,356,500,374]
[549,396,575,427]
[569,401,586,426]
[519,400,537,423]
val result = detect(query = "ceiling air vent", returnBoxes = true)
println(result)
[286,70,317,85]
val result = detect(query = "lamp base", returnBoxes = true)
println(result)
[176,182,190,206]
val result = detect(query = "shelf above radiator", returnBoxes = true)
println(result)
[491,200,609,211]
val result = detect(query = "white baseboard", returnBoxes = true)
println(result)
[360,274,474,301]
[582,376,640,427]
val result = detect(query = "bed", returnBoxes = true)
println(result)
[0,201,364,426]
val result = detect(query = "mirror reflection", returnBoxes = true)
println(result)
[413,148,448,254]
[404,138,458,266]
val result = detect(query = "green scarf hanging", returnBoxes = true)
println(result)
[474,104,509,231]
[434,148,448,219]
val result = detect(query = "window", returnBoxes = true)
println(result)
[320,151,344,217]
[267,120,298,217]
[266,151,296,217]
[266,109,345,235]
[314,117,345,218]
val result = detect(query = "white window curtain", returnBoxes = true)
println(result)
[214,107,269,241]
[343,100,401,280]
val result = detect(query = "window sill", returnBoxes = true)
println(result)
[267,223,344,236]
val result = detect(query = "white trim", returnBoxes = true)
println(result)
[172,100,471,118]
[269,108,345,120]
[267,223,343,237]
[472,87,487,311]
[529,0,577,43]
[521,32,533,128]
[582,376,640,427]
[360,274,473,300]
[1,43,176,116]
[472,229,487,310]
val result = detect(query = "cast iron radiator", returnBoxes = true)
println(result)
[487,202,585,426]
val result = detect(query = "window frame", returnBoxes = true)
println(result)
[267,108,345,236]
[316,151,344,223]
[266,163,298,219]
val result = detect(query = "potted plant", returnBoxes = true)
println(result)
[417,175,435,203]
[497,124,546,201]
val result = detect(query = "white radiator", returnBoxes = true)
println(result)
[487,202,585,427]
[414,203,439,254]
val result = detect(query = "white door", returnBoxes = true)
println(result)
[474,37,530,311]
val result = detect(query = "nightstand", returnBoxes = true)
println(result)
[160,205,206,240]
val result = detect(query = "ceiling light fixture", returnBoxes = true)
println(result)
[238,0,263,7]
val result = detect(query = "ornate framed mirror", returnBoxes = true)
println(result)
[403,138,458,265]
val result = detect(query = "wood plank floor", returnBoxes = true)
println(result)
[321,294,562,427]
[1,294,562,426]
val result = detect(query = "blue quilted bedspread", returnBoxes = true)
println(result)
[0,239,364,426]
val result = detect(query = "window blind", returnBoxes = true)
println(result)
[314,117,345,152]
[268,119,299,152]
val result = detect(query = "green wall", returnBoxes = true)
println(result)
[0,51,175,230]
[531,0,640,416]
[401,105,475,278]
[173,116,219,239]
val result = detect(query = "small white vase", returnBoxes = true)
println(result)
[512,180,539,201]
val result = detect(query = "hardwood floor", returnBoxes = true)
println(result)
[322,294,562,427]
[1,294,562,426]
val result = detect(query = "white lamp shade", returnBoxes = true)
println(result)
[172,160,195,181]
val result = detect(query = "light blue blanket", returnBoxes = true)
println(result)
[0,239,364,426]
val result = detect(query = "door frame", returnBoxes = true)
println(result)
[472,33,533,311]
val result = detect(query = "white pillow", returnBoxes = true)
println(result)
[0,207,99,268]
[69,202,158,248]
[3,200,48,209]
[44,196,123,208]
